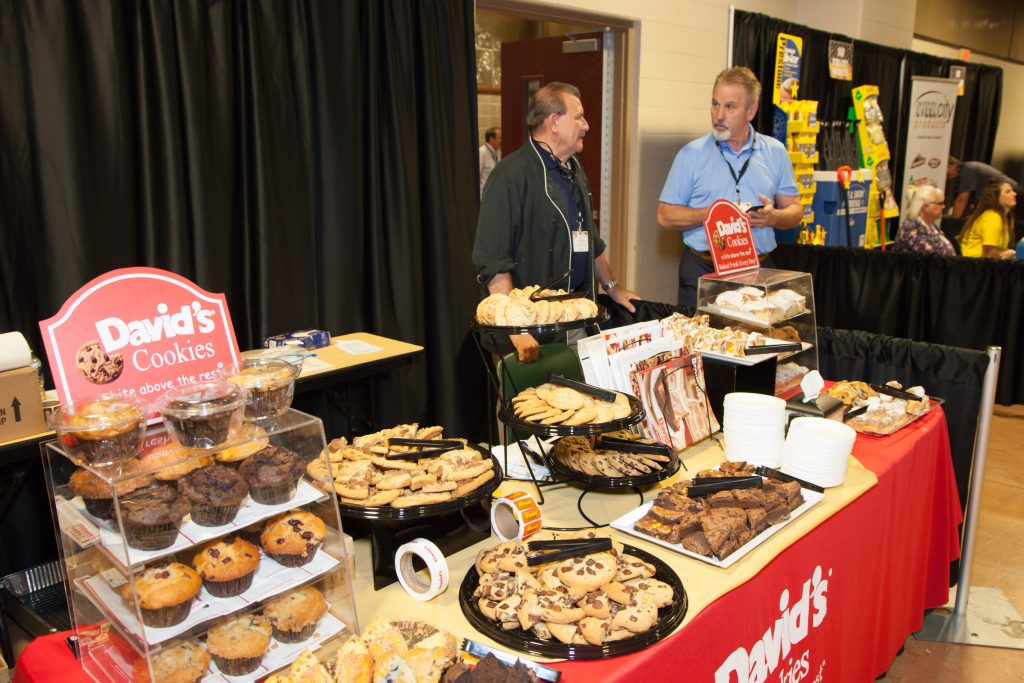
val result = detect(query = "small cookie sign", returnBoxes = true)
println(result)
[40,268,241,412]
[702,199,760,276]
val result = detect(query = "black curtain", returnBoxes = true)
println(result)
[774,244,1024,406]
[733,11,1002,194]
[0,0,488,438]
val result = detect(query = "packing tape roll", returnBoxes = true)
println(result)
[490,490,543,542]
[394,538,449,601]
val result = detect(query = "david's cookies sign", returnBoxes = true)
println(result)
[40,267,241,408]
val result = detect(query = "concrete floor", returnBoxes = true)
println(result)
[883,405,1024,681]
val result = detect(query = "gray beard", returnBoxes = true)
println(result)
[712,127,730,142]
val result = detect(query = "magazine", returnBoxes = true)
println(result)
[631,353,719,452]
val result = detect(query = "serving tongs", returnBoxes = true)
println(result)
[744,341,803,355]
[526,537,612,566]
[843,404,869,421]
[548,374,618,403]
[529,269,587,302]
[598,436,672,456]
[687,475,763,497]
[869,383,924,401]
[754,465,825,493]
[461,639,561,682]
[384,438,463,461]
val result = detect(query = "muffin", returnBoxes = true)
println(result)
[224,359,301,420]
[236,520,265,547]
[131,640,210,683]
[56,395,148,465]
[262,586,328,643]
[239,446,304,505]
[260,510,326,567]
[119,484,190,551]
[139,440,211,482]
[123,561,202,628]
[206,613,272,676]
[178,465,249,526]
[156,381,245,449]
[68,462,152,522]
[192,536,260,598]
[213,423,269,468]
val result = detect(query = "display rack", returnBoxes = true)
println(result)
[43,409,358,683]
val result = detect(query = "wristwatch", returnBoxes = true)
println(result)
[602,280,618,292]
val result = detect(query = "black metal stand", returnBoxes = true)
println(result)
[575,485,645,528]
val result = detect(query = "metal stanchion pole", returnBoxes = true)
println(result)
[916,346,1023,648]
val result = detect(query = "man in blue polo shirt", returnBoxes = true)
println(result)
[657,66,802,310]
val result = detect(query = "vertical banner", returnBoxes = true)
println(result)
[773,33,803,104]
[900,76,959,214]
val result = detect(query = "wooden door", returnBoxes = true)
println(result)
[501,33,605,231]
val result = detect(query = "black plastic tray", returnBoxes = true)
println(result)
[337,452,503,521]
[471,305,609,335]
[547,437,681,489]
[498,393,645,437]
[459,544,687,659]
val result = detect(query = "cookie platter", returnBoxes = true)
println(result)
[546,433,681,489]
[499,381,646,437]
[472,285,610,335]
[472,304,609,335]
[459,538,687,659]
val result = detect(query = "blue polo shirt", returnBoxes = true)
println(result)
[659,126,799,253]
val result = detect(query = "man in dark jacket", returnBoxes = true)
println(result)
[472,82,639,362]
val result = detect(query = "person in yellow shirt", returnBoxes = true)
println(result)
[958,181,1017,259]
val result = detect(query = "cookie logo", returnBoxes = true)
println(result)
[713,228,727,251]
[76,340,124,384]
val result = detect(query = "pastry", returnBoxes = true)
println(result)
[56,395,148,465]
[214,422,270,467]
[262,586,328,643]
[224,358,300,420]
[178,464,249,526]
[260,510,326,567]
[239,445,305,504]
[131,640,210,683]
[124,561,202,628]
[119,484,189,551]
[192,536,260,597]
[206,613,272,676]
[139,441,211,481]
[69,461,151,522]
[156,381,246,449]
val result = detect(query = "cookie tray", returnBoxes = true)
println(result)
[470,305,609,335]
[459,544,687,659]
[498,394,645,438]
[609,489,824,569]
[699,340,814,367]
[699,304,810,330]
[337,454,503,521]
[546,438,681,489]
[845,397,944,436]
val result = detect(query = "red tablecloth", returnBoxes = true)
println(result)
[13,410,960,683]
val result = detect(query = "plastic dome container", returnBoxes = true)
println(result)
[223,358,301,420]
[55,394,149,466]
[156,380,246,449]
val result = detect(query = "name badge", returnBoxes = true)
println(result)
[572,230,588,253]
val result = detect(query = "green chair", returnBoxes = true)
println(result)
[497,343,584,402]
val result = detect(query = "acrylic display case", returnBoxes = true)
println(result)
[696,268,819,396]
[43,408,358,682]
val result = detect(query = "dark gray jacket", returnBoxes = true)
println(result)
[472,141,606,297]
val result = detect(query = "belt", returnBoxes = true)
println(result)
[688,247,770,263]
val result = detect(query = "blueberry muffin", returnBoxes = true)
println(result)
[119,484,190,551]
[239,446,304,505]
[224,359,300,420]
[206,613,272,676]
[131,639,210,683]
[68,462,152,522]
[261,585,328,642]
[213,423,269,468]
[156,381,245,449]
[139,441,211,482]
[123,561,202,628]
[260,510,326,567]
[192,536,260,598]
[178,465,249,526]
[56,395,148,465]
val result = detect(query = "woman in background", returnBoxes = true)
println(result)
[895,184,955,256]
[958,181,1017,259]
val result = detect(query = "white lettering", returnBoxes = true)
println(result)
[94,301,215,349]
[96,317,130,351]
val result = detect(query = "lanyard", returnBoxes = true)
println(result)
[717,133,757,203]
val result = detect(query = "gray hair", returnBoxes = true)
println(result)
[526,82,581,133]
[714,67,762,107]
[904,184,944,222]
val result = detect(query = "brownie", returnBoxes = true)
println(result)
[178,465,249,526]
[681,530,712,555]
[119,484,189,550]
[239,446,304,505]
[746,507,769,534]
[648,505,684,525]
[455,654,537,683]
[733,488,768,509]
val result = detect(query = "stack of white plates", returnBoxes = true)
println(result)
[723,392,786,467]
[782,417,857,487]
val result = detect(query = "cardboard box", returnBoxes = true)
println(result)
[0,366,46,443]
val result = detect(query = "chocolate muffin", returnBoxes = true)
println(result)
[224,359,300,420]
[178,465,249,526]
[260,510,326,567]
[123,561,202,628]
[56,395,148,466]
[261,585,328,643]
[239,446,304,505]
[68,462,152,522]
[156,381,245,449]
[192,536,260,598]
[119,484,189,551]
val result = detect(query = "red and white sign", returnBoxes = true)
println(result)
[703,199,760,276]
[40,267,241,409]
